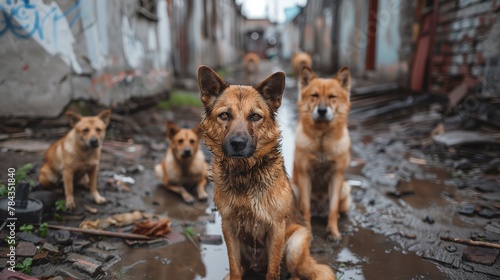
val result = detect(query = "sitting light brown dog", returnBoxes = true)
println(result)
[155,121,208,204]
[39,109,111,209]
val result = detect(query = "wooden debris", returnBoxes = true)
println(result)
[45,224,152,240]
[440,235,500,249]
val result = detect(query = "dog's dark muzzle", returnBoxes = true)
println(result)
[89,138,100,148]
[181,148,192,158]
[223,134,255,158]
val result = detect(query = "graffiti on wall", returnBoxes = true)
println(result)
[0,0,82,73]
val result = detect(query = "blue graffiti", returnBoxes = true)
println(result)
[0,0,80,40]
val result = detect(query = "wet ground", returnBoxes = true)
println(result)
[0,59,499,279]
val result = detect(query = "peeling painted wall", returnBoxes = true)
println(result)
[0,0,172,118]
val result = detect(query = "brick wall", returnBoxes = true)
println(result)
[430,0,500,94]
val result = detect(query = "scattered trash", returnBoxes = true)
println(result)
[113,174,136,185]
[132,218,171,237]
[84,205,99,214]
[80,210,151,229]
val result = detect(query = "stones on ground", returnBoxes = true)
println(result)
[18,232,42,244]
[445,245,457,253]
[462,246,500,266]
[458,204,476,216]
[52,230,72,246]
[95,241,116,251]
[32,251,49,265]
[59,267,86,280]
[42,242,59,253]
[478,207,500,219]
[15,241,37,257]
[423,215,435,224]
[72,240,91,252]
[423,250,460,268]
[83,247,115,262]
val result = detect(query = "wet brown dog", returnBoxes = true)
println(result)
[293,66,352,241]
[243,52,260,84]
[198,65,335,280]
[39,109,111,209]
[155,121,208,204]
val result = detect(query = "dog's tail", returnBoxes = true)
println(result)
[285,224,336,280]
[154,163,164,180]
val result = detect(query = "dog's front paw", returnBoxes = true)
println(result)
[182,193,195,204]
[326,230,342,242]
[198,191,209,202]
[93,193,107,204]
[66,196,76,210]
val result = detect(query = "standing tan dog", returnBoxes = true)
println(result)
[243,52,260,84]
[292,52,312,84]
[198,65,335,280]
[39,109,111,209]
[293,66,352,241]
[155,122,208,204]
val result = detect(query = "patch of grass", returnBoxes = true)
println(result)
[20,224,34,233]
[15,257,32,274]
[38,222,49,238]
[157,90,202,110]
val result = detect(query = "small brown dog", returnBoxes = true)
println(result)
[39,109,111,209]
[293,66,352,241]
[155,121,208,204]
[198,65,335,280]
[243,52,260,84]
[291,52,312,85]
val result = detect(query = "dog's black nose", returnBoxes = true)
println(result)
[317,107,328,116]
[230,136,247,151]
[89,138,99,147]
[181,148,192,158]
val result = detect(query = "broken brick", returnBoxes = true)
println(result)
[83,247,115,262]
[72,259,103,277]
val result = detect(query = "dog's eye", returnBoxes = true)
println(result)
[190,139,195,144]
[329,95,337,99]
[96,128,102,133]
[311,93,319,98]
[82,128,89,133]
[218,112,230,121]
[178,139,184,144]
[248,113,262,122]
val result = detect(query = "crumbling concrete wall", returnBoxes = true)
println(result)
[0,0,172,118]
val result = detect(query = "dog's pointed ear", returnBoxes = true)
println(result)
[198,66,228,108]
[255,71,285,112]
[66,111,82,127]
[335,67,351,93]
[192,124,202,137]
[166,121,180,140]
[97,109,112,126]
[300,66,316,88]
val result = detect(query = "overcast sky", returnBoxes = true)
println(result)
[236,0,307,23]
